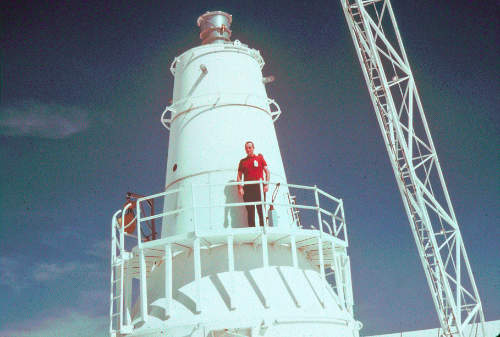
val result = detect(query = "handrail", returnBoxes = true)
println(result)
[110,180,349,331]
[316,187,343,203]
[160,93,282,131]
[115,180,346,246]
[110,210,122,335]
[136,188,182,204]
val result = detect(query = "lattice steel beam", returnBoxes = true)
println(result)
[340,0,485,336]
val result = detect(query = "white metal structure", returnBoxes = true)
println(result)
[110,11,361,337]
[366,319,500,337]
[340,1,485,336]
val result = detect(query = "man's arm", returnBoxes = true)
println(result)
[263,166,270,192]
[237,169,244,196]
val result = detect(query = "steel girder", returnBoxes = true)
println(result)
[340,1,485,336]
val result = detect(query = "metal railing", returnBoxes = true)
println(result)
[161,93,282,131]
[110,180,348,334]
[125,180,347,242]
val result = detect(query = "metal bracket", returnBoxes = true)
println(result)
[267,98,281,122]
[160,105,176,131]
[170,57,179,76]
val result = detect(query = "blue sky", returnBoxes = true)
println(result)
[1,1,498,336]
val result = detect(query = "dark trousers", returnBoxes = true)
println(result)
[243,184,264,227]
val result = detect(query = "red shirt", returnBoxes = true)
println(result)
[238,154,267,181]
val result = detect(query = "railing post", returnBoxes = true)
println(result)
[314,186,327,307]
[110,216,117,334]
[227,235,235,310]
[124,269,131,326]
[120,209,126,257]
[259,181,269,268]
[194,238,201,313]
[164,243,172,319]
[314,186,326,283]
[345,255,354,314]
[317,235,326,308]
[119,250,124,330]
[332,244,346,310]
[139,247,148,322]
[262,233,269,268]
[191,182,198,235]
[227,235,235,273]
[259,179,268,231]
[314,186,323,235]
[136,201,142,248]
[119,205,127,330]
[317,236,325,281]
[135,199,148,322]
[290,234,298,268]
[340,200,348,244]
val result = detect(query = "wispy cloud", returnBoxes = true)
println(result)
[78,288,109,311]
[32,262,78,282]
[85,239,110,259]
[0,100,89,138]
[2,257,102,289]
[1,257,109,336]
[41,226,84,249]
[32,261,100,282]
[0,256,29,290]
[0,309,107,337]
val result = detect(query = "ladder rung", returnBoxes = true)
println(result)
[113,295,121,300]
[112,312,120,317]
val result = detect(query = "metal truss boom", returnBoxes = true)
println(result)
[339,0,485,336]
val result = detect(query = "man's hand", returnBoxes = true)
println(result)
[263,166,270,193]
[238,186,244,196]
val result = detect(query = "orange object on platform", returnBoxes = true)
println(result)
[121,201,137,234]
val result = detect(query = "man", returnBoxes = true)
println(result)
[237,141,270,227]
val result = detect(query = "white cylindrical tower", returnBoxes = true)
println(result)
[161,11,292,235]
[109,11,361,337]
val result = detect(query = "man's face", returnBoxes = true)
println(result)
[245,142,254,156]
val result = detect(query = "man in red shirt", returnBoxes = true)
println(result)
[237,141,270,227]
